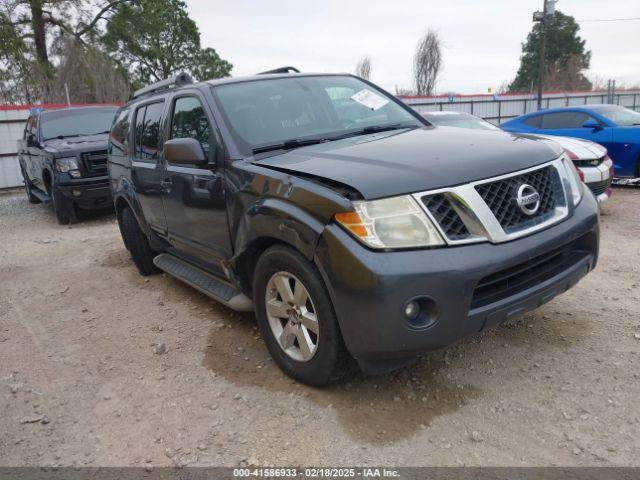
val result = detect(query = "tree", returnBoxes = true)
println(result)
[102,0,232,88]
[0,0,126,103]
[413,30,442,96]
[355,55,371,80]
[509,11,591,92]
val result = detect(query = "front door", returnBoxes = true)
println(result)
[131,100,167,234]
[539,111,614,152]
[161,93,231,273]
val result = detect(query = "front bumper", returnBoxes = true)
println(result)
[581,161,613,203]
[314,193,599,372]
[57,174,112,209]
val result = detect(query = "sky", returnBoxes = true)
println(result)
[185,0,640,95]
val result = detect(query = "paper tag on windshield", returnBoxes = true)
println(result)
[351,89,389,111]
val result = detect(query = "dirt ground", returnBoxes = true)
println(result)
[0,187,639,468]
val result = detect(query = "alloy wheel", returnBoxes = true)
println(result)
[264,271,320,362]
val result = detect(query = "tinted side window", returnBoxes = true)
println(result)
[134,102,164,160]
[134,106,147,158]
[170,97,212,158]
[540,112,590,129]
[523,115,542,128]
[110,108,130,155]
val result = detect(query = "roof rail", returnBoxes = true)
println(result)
[258,66,300,75]
[131,72,193,100]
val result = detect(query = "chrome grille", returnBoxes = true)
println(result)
[411,158,570,246]
[422,194,470,240]
[474,166,564,234]
[82,150,108,176]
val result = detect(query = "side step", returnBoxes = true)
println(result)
[153,254,253,312]
[31,188,51,204]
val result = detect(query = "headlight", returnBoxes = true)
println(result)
[55,157,81,178]
[561,156,583,207]
[335,195,444,249]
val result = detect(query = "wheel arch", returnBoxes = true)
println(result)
[112,177,151,235]
[230,198,327,297]
[42,168,53,193]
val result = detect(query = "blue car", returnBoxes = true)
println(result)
[501,105,640,177]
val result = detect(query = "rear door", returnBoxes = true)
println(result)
[130,100,168,234]
[161,92,231,272]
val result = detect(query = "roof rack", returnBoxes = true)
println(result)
[131,72,193,100]
[258,66,300,75]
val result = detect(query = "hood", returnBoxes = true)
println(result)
[43,134,109,158]
[255,127,563,199]
[526,134,606,159]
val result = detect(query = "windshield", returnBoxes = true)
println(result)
[211,75,422,154]
[590,105,640,126]
[41,108,117,140]
[423,112,500,131]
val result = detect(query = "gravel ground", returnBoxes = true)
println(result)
[0,188,639,467]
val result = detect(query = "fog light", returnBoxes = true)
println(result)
[404,301,420,320]
[72,189,81,197]
[403,296,439,330]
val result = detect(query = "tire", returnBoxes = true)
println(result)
[21,169,40,204]
[51,184,77,225]
[253,244,351,386]
[120,206,160,276]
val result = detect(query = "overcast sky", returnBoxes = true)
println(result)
[185,0,639,94]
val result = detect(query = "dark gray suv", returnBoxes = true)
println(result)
[108,70,599,385]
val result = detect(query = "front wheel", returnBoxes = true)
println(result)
[253,245,350,386]
[51,184,77,225]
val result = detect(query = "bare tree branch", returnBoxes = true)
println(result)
[413,30,442,95]
[75,0,121,38]
[355,55,371,80]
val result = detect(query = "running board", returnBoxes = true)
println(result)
[153,254,253,312]
[31,188,51,204]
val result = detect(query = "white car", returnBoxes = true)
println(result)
[532,134,613,203]
[421,111,613,203]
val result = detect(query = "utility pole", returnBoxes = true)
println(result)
[536,0,547,110]
[533,0,556,110]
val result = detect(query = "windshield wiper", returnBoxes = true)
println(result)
[44,131,110,141]
[83,130,110,135]
[334,123,418,140]
[252,138,329,154]
[251,124,418,155]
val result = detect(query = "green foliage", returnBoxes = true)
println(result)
[509,11,591,92]
[103,0,232,88]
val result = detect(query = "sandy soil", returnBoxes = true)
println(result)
[0,188,639,467]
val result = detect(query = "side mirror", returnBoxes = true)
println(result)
[582,119,602,130]
[163,138,206,165]
[26,133,39,147]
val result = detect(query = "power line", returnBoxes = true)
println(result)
[577,17,640,23]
